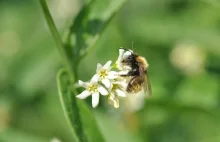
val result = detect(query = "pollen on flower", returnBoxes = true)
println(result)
[88,84,98,93]
[111,84,119,91]
[98,69,108,79]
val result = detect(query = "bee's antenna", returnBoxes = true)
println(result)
[132,41,135,51]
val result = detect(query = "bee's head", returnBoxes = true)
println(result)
[119,48,137,66]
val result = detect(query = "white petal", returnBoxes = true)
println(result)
[103,60,112,70]
[124,65,132,70]
[73,82,80,88]
[118,70,130,75]
[90,74,99,83]
[92,92,99,108]
[115,89,126,97]
[114,77,127,82]
[78,80,89,88]
[96,63,102,72]
[123,51,132,59]
[116,49,124,70]
[113,81,127,90]
[108,94,119,108]
[116,63,123,70]
[129,49,133,53]
[102,79,111,89]
[119,82,128,89]
[76,90,91,99]
[118,48,125,60]
[108,71,118,79]
[98,85,108,96]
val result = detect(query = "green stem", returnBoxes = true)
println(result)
[39,0,74,80]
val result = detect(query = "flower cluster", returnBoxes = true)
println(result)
[76,49,133,108]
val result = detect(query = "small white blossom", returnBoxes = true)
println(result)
[95,61,118,89]
[116,48,125,70]
[108,93,119,108]
[110,80,127,97]
[123,49,133,59]
[115,48,133,71]
[107,78,127,108]
[76,74,108,108]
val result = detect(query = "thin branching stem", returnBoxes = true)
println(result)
[39,0,74,81]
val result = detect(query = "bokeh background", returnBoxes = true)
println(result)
[1,0,220,142]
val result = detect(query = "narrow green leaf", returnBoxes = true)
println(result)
[67,0,127,61]
[57,69,105,142]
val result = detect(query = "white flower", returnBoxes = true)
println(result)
[95,61,118,89]
[107,79,127,108]
[123,49,133,59]
[115,49,125,70]
[108,94,119,108]
[76,74,109,108]
[115,48,133,70]
[110,80,127,97]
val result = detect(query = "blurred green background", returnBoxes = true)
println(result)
[1,0,220,142]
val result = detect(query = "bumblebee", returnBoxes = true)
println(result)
[120,48,152,97]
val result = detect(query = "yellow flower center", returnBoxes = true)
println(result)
[87,84,98,94]
[111,84,119,92]
[98,69,108,79]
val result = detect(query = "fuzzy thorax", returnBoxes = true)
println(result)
[136,56,149,69]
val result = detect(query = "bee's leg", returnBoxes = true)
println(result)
[119,68,139,77]
[120,74,130,77]
[119,71,131,77]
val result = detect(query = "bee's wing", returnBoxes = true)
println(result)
[139,66,152,97]
[143,70,152,97]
